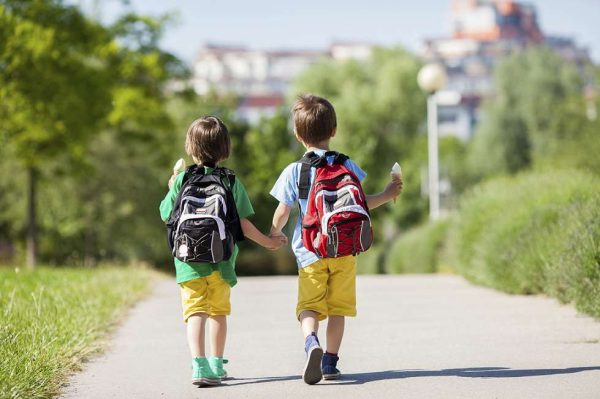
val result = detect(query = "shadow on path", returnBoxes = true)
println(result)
[221,366,600,387]
[330,366,600,385]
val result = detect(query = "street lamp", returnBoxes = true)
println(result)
[417,63,447,221]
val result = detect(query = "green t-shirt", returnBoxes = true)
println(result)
[159,166,254,286]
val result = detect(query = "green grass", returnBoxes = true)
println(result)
[0,266,154,399]
[448,170,600,318]
[385,219,450,274]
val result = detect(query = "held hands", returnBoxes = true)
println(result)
[266,232,288,250]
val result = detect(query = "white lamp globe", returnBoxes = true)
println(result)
[417,63,447,93]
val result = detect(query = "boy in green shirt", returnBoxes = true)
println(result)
[160,116,286,387]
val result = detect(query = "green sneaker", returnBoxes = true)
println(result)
[208,357,230,379]
[192,357,221,387]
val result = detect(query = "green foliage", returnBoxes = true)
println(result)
[0,145,26,252]
[467,47,596,180]
[0,1,189,266]
[385,219,450,274]
[468,108,531,177]
[0,266,152,398]
[448,170,600,318]
[0,0,113,167]
[543,87,600,173]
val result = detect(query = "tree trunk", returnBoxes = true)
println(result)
[26,167,37,269]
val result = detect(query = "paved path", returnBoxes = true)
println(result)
[61,275,600,399]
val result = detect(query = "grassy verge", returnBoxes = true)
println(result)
[0,266,154,399]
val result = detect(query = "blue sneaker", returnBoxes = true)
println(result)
[303,332,323,384]
[321,353,341,380]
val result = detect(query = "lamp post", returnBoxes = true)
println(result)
[417,63,447,221]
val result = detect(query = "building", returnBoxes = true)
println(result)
[192,43,373,124]
[422,0,590,140]
[192,44,327,97]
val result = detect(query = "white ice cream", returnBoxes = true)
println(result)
[391,162,402,176]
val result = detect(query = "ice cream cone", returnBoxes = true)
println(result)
[391,162,402,203]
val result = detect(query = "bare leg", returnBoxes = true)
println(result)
[299,310,320,339]
[326,316,345,353]
[187,313,208,357]
[208,315,227,357]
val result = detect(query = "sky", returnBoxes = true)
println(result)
[82,0,600,64]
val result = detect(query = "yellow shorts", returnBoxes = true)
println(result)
[180,271,231,322]
[296,255,357,321]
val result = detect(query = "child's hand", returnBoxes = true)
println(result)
[266,232,288,250]
[385,173,403,201]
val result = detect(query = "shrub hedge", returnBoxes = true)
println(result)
[385,220,450,274]
[448,170,600,318]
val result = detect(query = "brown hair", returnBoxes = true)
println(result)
[292,94,337,146]
[185,116,230,164]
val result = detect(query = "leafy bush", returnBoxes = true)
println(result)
[448,170,600,318]
[385,219,450,274]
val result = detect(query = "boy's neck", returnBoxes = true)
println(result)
[306,140,331,152]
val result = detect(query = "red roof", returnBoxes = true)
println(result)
[240,94,285,108]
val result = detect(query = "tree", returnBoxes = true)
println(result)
[0,2,189,267]
[468,106,531,177]
[467,47,588,179]
[0,0,115,267]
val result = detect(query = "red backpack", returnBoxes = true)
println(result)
[298,151,373,258]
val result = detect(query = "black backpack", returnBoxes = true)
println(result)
[166,165,244,263]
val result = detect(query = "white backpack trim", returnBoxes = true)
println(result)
[321,205,370,236]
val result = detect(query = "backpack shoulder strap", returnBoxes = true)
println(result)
[218,167,236,191]
[298,152,326,200]
[214,167,244,241]
[298,162,311,200]
[180,164,203,187]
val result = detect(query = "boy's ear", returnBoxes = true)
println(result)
[331,128,337,138]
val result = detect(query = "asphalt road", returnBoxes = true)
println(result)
[61,275,600,399]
